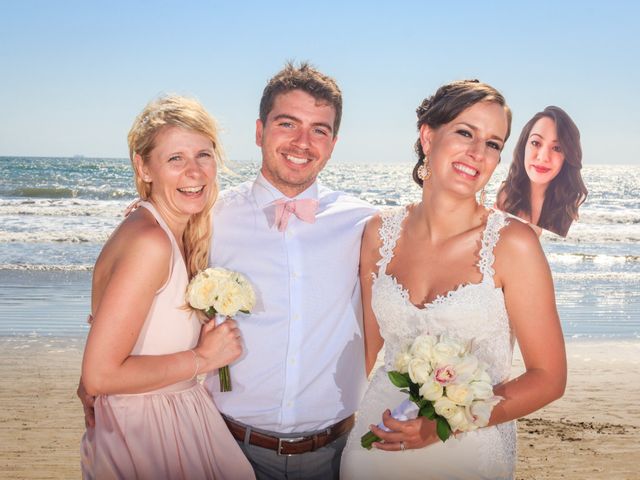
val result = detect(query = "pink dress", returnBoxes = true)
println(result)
[80,201,255,480]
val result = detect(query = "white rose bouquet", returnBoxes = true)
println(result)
[361,334,502,449]
[185,267,256,391]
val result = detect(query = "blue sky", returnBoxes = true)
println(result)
[1,0,638,164]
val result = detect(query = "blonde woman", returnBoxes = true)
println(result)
[79,95,255,479]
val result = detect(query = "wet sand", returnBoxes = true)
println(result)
[512,341,640,479]
[0,337,85,479]
[1,337,638,479]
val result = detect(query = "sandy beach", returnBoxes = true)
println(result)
[512,341,640,479]
[0,337,638,479]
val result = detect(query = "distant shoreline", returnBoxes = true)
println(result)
[1,156,639,167]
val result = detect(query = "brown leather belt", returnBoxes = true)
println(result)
[223,415,355,456]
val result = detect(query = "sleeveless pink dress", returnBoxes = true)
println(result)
[80,201,255,480]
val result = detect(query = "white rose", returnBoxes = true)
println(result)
[185,277,206,309]
[241,290,256,312]
[445,383,474,406]
[434,396,458,418]
[186,270,222,309]
[205,267,233,284]
[470,380,494,400]
[447,406,474,432]
[468,400,492,427]
[408,357,432,384]
[410,334,436,362]
[212,280,244,316]
[469,397,502,427]
[232,272,256,312]
[472,362,492,383]
[418,377,443,401]
[394,349,412,374]
[431,337,465,365]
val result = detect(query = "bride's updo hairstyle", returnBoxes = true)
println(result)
[127,94,225,278]
[412,80,512,187]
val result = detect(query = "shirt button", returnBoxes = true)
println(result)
[292,314,300,321]
[291,271,298,278]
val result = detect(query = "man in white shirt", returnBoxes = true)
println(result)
[209,63,375,479]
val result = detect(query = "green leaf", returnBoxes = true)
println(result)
[419,402,435,419]
[360,431,381,450]
[205,307,216,318]
[409,382,420,397]
[388,371,410,388]
[419,403,435,419]
[436,417,452,442]
[400,389,410,394]
[239,309,250,314]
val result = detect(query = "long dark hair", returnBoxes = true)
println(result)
[497,106,587,237]
[412,79,512,187]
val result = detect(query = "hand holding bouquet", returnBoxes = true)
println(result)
[186,267,256,391]
[361,334,502,449]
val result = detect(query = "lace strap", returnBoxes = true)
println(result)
[376,207,408,271]
[477,210,509,285]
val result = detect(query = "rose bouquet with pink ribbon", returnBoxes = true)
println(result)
[361,334,502,449]
[185,267,255,391]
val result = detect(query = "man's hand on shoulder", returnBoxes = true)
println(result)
[77,377,96,428]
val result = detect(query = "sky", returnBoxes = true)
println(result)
[1,0,638,165]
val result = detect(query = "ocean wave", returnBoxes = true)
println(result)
[0,230,109,243]
[0,198,128,217]
[0,263,93,271]
[569,333,640,340]
[547,253,640,264]
[578,209,640,225]
[552,271,640,281]
[11,187,78,198]
[547,224,640,243]
[5,186,134,201]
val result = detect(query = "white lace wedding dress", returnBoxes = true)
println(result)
[341,207,516,480]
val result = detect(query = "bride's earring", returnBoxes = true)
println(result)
[417,156,431,182]
[478,187,486,206]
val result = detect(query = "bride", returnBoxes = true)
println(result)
[340,80,566,479]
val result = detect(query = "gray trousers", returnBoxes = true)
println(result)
[236,434,348,480]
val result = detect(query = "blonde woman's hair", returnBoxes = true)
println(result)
[127,94,224,278]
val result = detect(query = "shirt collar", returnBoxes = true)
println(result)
[252,172,319,209]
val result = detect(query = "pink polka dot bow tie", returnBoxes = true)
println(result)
[273,198,319,232]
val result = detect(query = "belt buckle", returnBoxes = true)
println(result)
[276,436,306,456]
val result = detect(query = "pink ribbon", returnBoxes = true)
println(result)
[273,198,319,232]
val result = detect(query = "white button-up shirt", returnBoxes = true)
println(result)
[205,173,376,433]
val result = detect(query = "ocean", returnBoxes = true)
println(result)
[0,156,638,339]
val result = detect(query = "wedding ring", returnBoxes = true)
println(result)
[400,441,406,451]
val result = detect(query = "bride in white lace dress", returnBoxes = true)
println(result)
[341,81,566,479]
